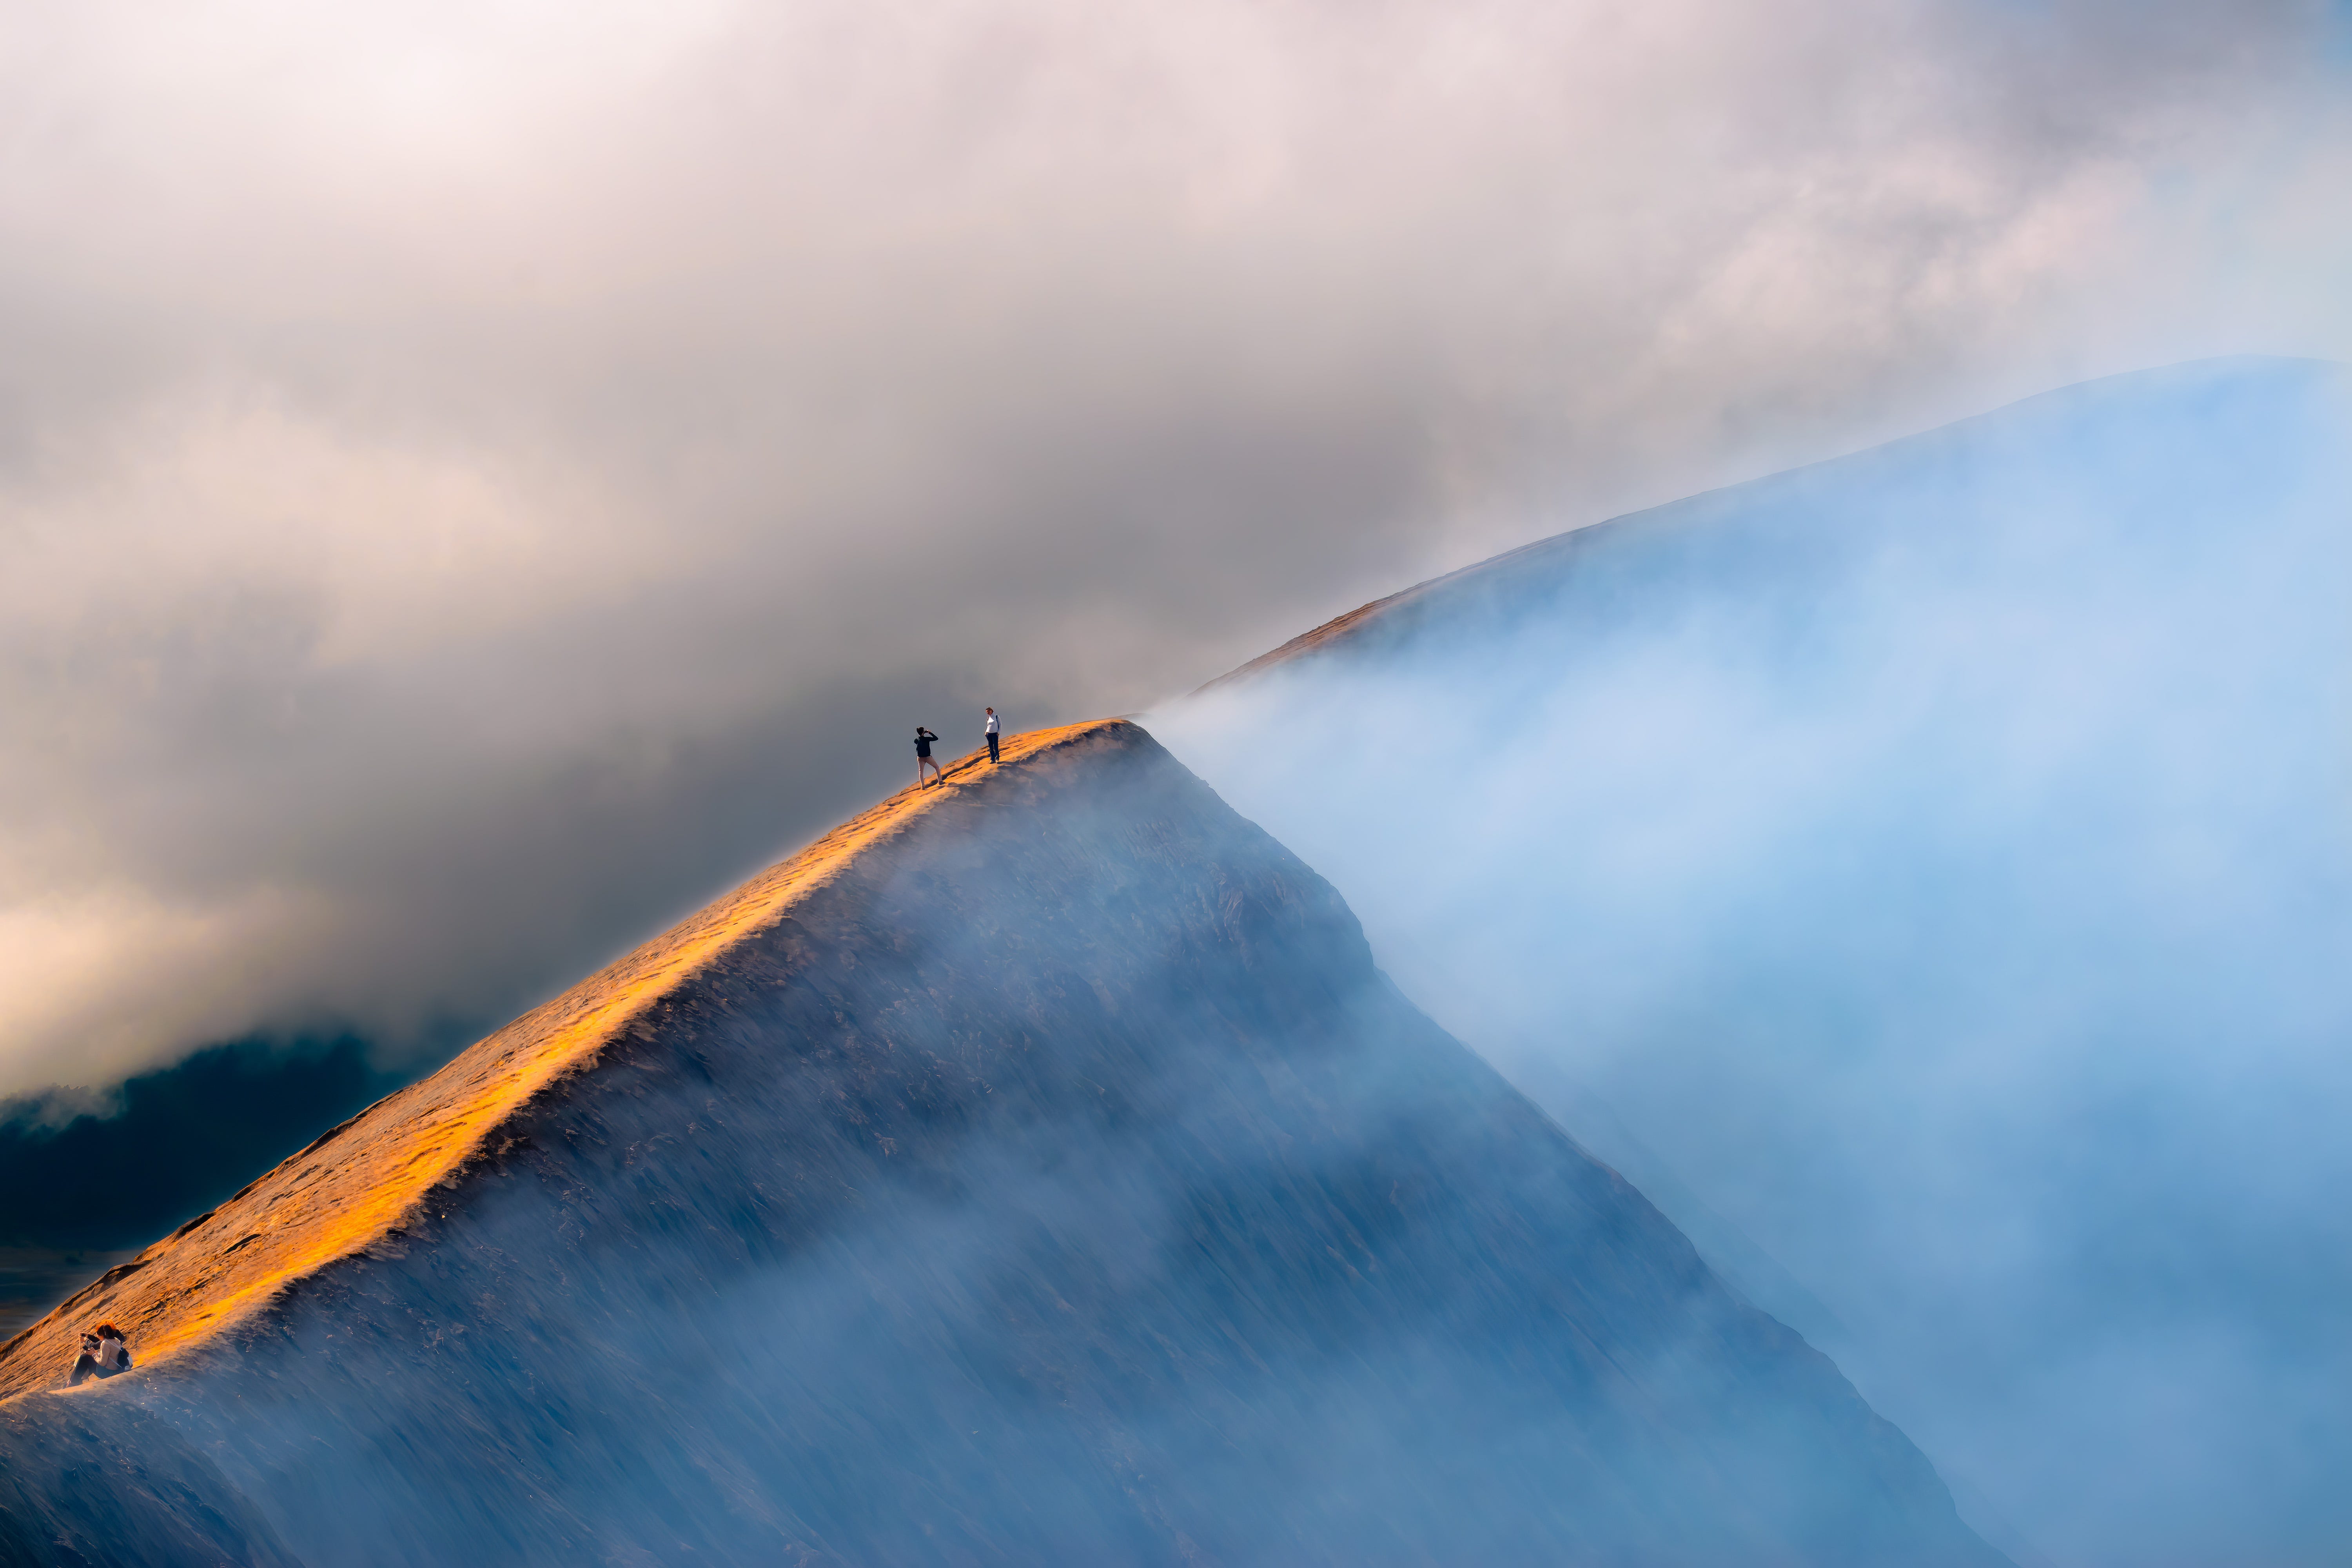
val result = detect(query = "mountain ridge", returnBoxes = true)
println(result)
[1,719,2004,1564]
[0,721,1107,1399]
[1198,355,2341,695]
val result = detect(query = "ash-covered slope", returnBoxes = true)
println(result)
[0,721,2000,1566]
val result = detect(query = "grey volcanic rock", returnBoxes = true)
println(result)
[0,1394,298,1567]
[0,722,2002,1565]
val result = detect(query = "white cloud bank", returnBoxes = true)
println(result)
[2,0,2348,1092]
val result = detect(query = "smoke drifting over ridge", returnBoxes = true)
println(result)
[1156,358,2352,1566]
[4,0,2351,1097]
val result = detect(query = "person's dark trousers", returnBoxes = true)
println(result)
[987,733,1000,763]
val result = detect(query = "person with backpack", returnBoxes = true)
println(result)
[69,1324,132,1385]
[984,708,1000,764]
[913,726,944,789]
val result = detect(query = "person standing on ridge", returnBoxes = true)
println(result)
[913,726,943,789]
[984,707,1000,764]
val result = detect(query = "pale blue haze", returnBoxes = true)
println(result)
[1163,358,2352,1566]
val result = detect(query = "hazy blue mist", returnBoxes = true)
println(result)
[1158,358,2352,1567]
[0,730,1999,1565]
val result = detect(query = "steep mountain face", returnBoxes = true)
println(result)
[1159,356,2352,1566]
[0,722,2000,1566]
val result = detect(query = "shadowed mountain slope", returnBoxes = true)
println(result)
[0,721,2002,1566]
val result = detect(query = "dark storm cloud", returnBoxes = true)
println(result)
[0,1031,408,1330]
[0,0,2346,1098]
[0,1037,405,1254]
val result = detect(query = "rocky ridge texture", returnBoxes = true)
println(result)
[0,722,2003,1565]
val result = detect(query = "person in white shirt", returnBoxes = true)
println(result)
[984,708,1001,764]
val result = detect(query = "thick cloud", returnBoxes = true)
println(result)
[2,0,2348,1095]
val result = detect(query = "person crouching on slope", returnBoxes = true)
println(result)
[984,707,1000,764]
[914,726,944,789]
[70,1324,132,1385]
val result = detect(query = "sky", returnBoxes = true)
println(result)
[2,0,2349,1102]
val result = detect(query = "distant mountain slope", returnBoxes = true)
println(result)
[1202,356,2346,693]
[0,721,1999,1566]
[1160,356,2352,1567]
